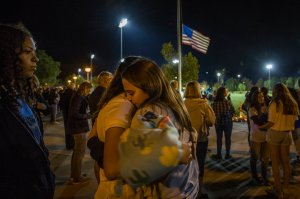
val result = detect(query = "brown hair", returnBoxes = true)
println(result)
[121,57,193,132]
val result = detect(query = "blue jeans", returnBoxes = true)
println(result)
[196,141,208,177]
[215,122,233,156]
[71,133,87,181]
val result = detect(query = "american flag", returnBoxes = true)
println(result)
[182,24,210,54]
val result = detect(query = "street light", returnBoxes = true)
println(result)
[78,68,81,76]
[90,54,95,83]
[237,74,241,82]
[73,75,77,82]
[84,67,91,81]
[266,64,273,91]
[217,72,221,85]
[119,18,128,60]
[172,59,179,64]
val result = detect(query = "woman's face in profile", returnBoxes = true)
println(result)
[122,78,149,108]
[16,36,38,78]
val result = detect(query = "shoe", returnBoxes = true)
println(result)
[265,186,284,198]
[225,154,232,159]
[211,154,222,161]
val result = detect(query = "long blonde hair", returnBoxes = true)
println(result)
[184,81,201,98]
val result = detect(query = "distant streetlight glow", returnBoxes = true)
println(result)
[85,67,91,81]
[90,54,95,84]
[266,64,273,91]
[119,18,128,60]
[172,59,179,64]
[237,74,241,82]
[217,72,221,84]
[78,68,81,76]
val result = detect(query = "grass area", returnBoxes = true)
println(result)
[229,91,247,114]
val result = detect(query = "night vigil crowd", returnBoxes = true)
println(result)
[0,23,299,199]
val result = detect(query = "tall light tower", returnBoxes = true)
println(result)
[119,18,128,60]
[266,64,272,91]
[90,54,95,83]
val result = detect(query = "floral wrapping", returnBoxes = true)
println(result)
[119,111,183,189]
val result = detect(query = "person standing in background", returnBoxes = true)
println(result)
[68,81,92,184]
[88,71,112,125]
[260,86,271,106]
[248,90,270,185]
[212,87,235,160]
[60,83,76,149]
[48,87,60,124]
[0,23,55,198]
[259,83,298,198]
[242,86,259,149]
[184,81,216,199]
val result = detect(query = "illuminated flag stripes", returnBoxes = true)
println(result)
[182,24,210,54]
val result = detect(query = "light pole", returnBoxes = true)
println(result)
[217,72,221,85]
[266,64,272,91]
[90,54,95,83]
[78,68,81,76]
[85,67,91,81]
[119,18,128,60]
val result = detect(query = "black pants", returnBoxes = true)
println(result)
[196,141,208,177]
[63,111,74,149]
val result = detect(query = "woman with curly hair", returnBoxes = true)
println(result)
[259,83,299,198]
[248,90,270,185]
[0,23,55,198]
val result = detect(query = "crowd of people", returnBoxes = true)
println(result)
[1,23,300,199]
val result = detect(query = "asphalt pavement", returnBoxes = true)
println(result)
[43,115,300,199]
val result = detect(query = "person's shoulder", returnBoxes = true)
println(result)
[106,93,132,108]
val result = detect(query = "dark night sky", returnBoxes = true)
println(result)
[1,0,300,83]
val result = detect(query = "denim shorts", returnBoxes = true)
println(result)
[267,129,292,146]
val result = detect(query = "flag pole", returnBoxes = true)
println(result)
[177,0,182,93]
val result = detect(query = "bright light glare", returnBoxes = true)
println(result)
[85,67,91,73]
[91,54,95,59]
[217,72,221,77]
[266,64,273,69]
[172,59,179,64]
[119,18,128,28]
[237,74,241,78]
[78,68,81,72]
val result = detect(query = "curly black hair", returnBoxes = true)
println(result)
[0,23,35,112]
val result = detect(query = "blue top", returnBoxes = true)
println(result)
[18,99,42,144]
